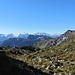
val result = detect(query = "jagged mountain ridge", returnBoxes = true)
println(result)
[0,33,15,42]
[0,33,60,42]
[35,30,75,48]
[34,32,61,38]
[0,30,75,48]
[0,35,51,47]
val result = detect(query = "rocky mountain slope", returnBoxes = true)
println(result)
[35,30,75,49]
[7,38,75,75]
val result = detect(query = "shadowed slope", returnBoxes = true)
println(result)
[0,51,50,75]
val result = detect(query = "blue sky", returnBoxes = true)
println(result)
[0,0,75,34]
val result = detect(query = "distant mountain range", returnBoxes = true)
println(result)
[0,33,28,42]
[35,30,75,48]
[0,35,51,47]
[1,30,75,47]
[0,33,60,42]
[34,32,61,38]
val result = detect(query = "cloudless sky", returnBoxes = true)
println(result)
[0,0,75,34]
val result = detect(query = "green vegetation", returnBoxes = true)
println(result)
[0,51,36,75]
[1,38,75,75]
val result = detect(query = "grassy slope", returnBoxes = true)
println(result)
[9,38,75,75]
[0,50,50,75]
[0,51,36,75]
